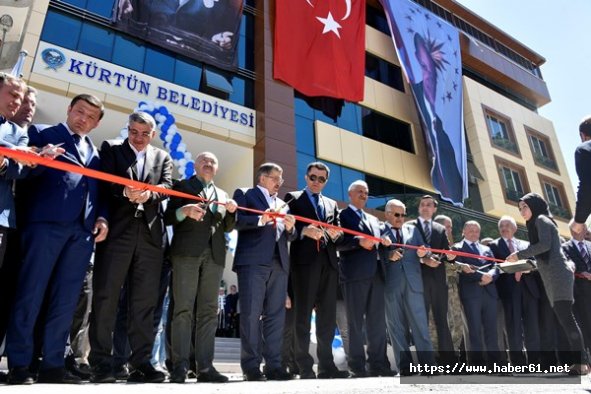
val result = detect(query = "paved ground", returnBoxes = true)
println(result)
[1,363,591,393]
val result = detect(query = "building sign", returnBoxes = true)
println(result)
[33,42,255,138]
[113,0,243,71]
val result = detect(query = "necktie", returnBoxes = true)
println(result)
[395,228,402,245]
[312,193,325,221]
[579,242,591,272]
[72,134,86,163]
[357,208,367,223]
[423,220,431,244]
[507,239,515,253]
[470,242,480,256]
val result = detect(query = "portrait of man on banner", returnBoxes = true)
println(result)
[410,32,463,204]
[379,0,468,206]
[114,0,243,70]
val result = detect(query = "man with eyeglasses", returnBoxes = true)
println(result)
[380,199,439,376]
[283,162,348,379]
[232,162,297,381]
[337,181,392,378]
[88,111,173,383]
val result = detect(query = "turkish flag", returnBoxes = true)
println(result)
[274,0,366,102]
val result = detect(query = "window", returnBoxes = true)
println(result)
[366,3,391,36]
[361,108,414,153]
[484,107,520,156]
[365,52,405,93]
[495,157,529,204]
[539,175,571,220]
[78,22,115,61]
[526,127,558,172]
[40,10,82,50]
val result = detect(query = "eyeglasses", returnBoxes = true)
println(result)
[387,212,406,218]
[128,129,152,138]
[307,174,327,184]
[264,174,284,185]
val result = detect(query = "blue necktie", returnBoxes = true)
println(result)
[579,242,591,272]
[312,193,325,221]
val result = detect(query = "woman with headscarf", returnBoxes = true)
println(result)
[506,192,589,374]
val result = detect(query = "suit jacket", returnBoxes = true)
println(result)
[411,82,463,203]
[452,240,499,299]
[164,176,235,265]
[232,186,297,273]
[284,189,342,270]
[489,237,539,299]
[0,121,29,228]
[413,218,450,283]
[380,222,425,293]
[337,206,383,283]
[22,123,105,232]
[99,139,173,247]
[563,239,591,275]
[574,140,591,223]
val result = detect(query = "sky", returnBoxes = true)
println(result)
[454,0,591,193]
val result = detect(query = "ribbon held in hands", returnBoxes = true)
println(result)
[0,146,504,264]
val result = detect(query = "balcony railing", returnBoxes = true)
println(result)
[492,136,519,154]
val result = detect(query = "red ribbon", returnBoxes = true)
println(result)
[0,146,504,263]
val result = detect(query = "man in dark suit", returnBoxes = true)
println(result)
[284,161,348,379]
[489,215,541,366]
[232,162,297,381]
[381,199,438,375]
[337,180,391,378]
[452,221,500,367]
[570,116,591,239]
[89,111,172,383]
[562,231,591,353]
[413,195,455,365]
[164,151,237,383]
[6,94,108,385]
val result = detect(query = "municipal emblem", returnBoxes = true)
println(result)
[41,48,66,70]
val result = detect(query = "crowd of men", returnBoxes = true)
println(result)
[0,74,591,385]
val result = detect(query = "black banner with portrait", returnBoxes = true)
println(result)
[113,0,243,71]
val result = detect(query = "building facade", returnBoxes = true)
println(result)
[13,0,576,280]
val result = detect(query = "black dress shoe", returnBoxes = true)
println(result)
[67,362,92,380]
[7,367,35,385]
[369,367,396,377]
[91,364,116,383]
[299,370,316,379]
[114,364,130,380]
[399,368,417,377]
[169,366,186,383]
[243,369,266,381]
[127,363,166,383]
[38,367,82,384]
[265,368,292,381]
[317,369,349,379]
[197,367,228,383]
[349,369,369,378]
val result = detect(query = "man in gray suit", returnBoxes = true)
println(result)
[165,151,237,383]
[381,199,438,375]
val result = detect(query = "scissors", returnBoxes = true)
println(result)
[38,143,64,156]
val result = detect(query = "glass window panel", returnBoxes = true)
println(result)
[40,10,82,50]
[61,0,86,7]
[174,58,202,90]
[336,103,362,134]
[296,152,316,191]
[112,34,145,72]
[294,94,315,120]
[295,115,315,156]
[79,22,114,61]
[87,0,116,18]
[228,76,254,108]
[322,163,343,201]
[341,167,364,201]
[144,47,174,81]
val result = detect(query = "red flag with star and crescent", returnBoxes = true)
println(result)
[274,0,366,102]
